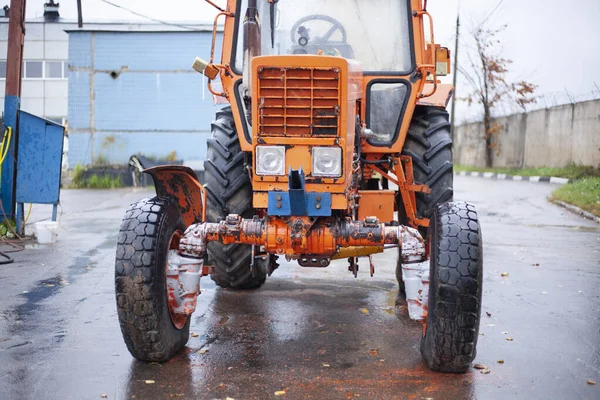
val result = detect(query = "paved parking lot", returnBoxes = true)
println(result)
[0,176,599,399]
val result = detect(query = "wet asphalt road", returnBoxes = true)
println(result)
[0,176,599,400]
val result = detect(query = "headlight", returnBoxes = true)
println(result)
[256,146,285,176]
[312,147,342,177]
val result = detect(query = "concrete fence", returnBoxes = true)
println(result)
[453,99,600,168]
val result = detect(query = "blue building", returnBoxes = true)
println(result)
[67,24,223,168]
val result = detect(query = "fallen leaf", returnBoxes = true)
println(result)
[473,363,488,370]
[145,380,155,384]
[274,390,287,396]
[486,312,492,317]
[533,263,540,266]
[228,366,234,370]
[369,348,379,356]
[501,272,509,277]
[480,368,491,374]
[587,379,597,385]
[197,348,208,355]
[506,337,514,341]
[322,363,330,367]
[101,395,108,399]
[359,308,369,315]
[497,360,504,364]
[191,333,199,338]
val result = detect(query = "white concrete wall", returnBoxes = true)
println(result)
[454,99,600,168]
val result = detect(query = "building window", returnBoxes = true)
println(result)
[46,61,63,79]
[24,61,43,78]
[0,60,68,80]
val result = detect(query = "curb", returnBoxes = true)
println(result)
[457,171,570,185]
[552,200,600,224]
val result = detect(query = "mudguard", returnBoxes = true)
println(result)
[144,166,206,227]
[417,83,454,108]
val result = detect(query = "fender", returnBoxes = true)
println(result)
[144,166,206,226]
[417,83,454,108]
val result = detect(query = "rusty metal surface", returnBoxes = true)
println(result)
[180,215,426,262]
[144,165,205,226]
[1,178,600,399]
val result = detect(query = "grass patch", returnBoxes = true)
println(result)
[551,177,600,217]
[455,165,600,180]
[86,174,123,189]
[70,164,123,189]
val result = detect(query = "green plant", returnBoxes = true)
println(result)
[87,174,123,189]
[72,164,86,188]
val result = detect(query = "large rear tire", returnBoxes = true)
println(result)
[397,106,454,290]
[402,106,453,223]
[115,197,190,362]
[420,202,483,373]
[204,107,266,289]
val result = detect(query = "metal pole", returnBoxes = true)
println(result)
[2,0,26,221]
[77,0,83,28]
[450,6,460,138]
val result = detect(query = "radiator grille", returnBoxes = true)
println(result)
[257,67,341,136]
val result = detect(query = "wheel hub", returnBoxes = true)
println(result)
[166,231,204,329]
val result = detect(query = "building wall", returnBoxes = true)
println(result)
[454,99,600,168]
[0,21,74,122]
[68,30,223,167]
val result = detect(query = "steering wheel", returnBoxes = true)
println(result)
[290,14,348,47]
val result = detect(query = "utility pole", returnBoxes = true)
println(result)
[450,3,460,138]
[77,0,83,28]
[2,0,26,219]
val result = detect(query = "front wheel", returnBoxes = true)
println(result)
[115,197,190,362]
[420,202,483,373]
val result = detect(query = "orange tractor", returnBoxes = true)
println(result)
[115,0,483,373]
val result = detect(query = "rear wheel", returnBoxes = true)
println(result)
[115,197,190,362]
[204,107,266,289]
[402,106,453,224]
[420,202,483,373]
[397,106,453,290]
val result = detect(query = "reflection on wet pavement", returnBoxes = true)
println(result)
[0,179,599,400]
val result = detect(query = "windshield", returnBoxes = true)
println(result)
[234,0,413,73]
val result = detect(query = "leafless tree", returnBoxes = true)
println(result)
[459,26,537,167]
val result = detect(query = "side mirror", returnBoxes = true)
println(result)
[192,57,220,80]
[435,46,451,76]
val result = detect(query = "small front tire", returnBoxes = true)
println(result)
[420,202,483,373]
[115,197,190,362]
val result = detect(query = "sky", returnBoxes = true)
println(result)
[21,0,600,123]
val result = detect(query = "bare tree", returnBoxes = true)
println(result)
[459,26,537,167]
